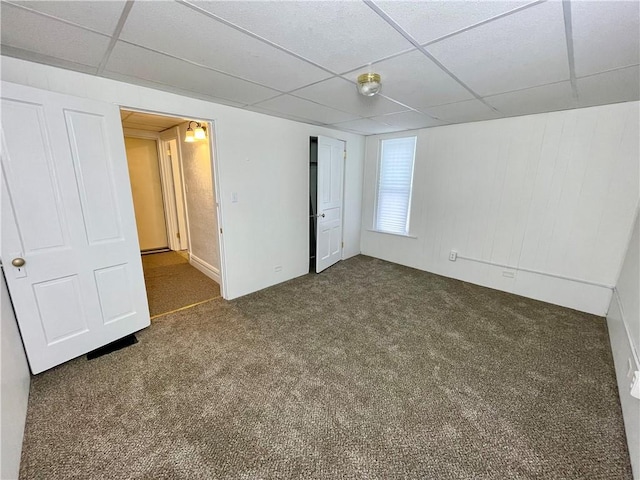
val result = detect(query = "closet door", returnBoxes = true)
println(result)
[316,136,344,273]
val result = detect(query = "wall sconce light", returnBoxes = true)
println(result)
[356,73,382,96]
[185,121,207,143]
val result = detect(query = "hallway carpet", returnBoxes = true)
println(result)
[19,256,631,479]
[141,251,220,317]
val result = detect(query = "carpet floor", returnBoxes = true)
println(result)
[141,251,220,317]
[19,256,631,479]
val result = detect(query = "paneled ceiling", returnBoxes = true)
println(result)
[1,0,638,135]
[120,110,185,132]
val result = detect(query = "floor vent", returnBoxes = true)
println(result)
[87,334,138,360]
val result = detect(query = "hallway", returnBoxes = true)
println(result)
[142,251,220,317]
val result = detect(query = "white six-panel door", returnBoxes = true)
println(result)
[1,82,150,374]
[316,136,345,273]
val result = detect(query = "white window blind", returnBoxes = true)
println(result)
[375,136,417,235]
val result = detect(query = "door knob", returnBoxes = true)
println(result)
[317,213,325,218]
[11,257,25,267]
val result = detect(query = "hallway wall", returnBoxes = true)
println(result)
[178,122,220,282]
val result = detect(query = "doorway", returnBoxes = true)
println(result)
[120,109,222,317]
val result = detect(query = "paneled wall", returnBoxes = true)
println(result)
[361,102,639,315]
[607,208,639,477]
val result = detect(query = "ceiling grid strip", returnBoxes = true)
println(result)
[177,0,339,78]
[363,0,502,114]
[562,0,580,101]
[97,1,135,75]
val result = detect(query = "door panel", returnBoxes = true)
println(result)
[316,136,344,273]
[33,275,88,344]
[1,100,69,252]
[66,111,123,244]
[94,264,136,325]
[1,82,150,374]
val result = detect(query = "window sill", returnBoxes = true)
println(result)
[366,229,418,239]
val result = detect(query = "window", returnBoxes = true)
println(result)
[375,136,417,236]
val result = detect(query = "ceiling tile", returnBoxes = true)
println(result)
[427,1,569,97]
[251,95,359,125]
[373,0,532,45]
[347,50,474,110]
[125,112,185,129]
[0,3,110,68]
[572,1,640,77]
[7,0,126,35]
[484,81,576,117]
[122,123,167,132]
[191,0,414,73]
[576,65,640,108]
[293,77,408,117]
[119,1,330,92]
[104,42,280,106]
[104,70,247,108]
[424,99,502,124]
[371,111,447,130]
[330,118,396,135]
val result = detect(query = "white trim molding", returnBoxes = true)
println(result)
[190,253,220,284]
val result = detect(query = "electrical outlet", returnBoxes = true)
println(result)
[449,250,457,262]
[631,370,640,400]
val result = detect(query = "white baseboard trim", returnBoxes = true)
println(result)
[189,254,220,285]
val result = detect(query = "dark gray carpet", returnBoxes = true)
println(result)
[141,251,220,317]
[19,256,631,479]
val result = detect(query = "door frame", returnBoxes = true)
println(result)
[158,129,189,252]
[120,107,227,300]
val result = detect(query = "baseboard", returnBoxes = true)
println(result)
[189,254,220,284]
[607,289,639,479]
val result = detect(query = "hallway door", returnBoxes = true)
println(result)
[125,137,169,251]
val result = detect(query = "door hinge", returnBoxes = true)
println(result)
[341,241,344,248]
[176,232,181,239]
[343,151,346,160]
[220,228,223,234]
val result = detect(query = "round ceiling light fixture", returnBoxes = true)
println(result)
[357,73,382,96]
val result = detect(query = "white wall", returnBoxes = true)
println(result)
[361,102,639,315]
[178,121,220,281]
[608,207,639,478]
[1,271,31,480]
[1,56,365,300]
